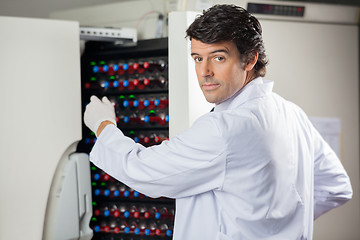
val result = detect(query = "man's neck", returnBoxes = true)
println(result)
[244,69,256,87]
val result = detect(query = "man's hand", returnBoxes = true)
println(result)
[84,95,117,136]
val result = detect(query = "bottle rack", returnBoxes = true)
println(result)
[79,38,174,240]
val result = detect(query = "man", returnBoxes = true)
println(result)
[84,4,352,240]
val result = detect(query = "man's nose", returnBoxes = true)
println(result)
[199,60,214,78]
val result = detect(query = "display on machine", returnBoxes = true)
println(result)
[247,2,305,17]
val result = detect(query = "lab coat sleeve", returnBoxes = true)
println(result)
[89,114,227,199]
[312,125,353,220]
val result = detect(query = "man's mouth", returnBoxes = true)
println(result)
[202,83,220,91]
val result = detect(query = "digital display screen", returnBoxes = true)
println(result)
[247,3,305,17]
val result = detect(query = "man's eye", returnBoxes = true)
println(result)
[194,57,202,63]
[215,56,224,62]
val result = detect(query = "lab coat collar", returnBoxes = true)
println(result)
[214,77,273,112]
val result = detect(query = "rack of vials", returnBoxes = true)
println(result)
[79,38,175,240]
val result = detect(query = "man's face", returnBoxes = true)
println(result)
[191,39,247,105]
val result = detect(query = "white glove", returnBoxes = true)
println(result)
[84,95,116,136]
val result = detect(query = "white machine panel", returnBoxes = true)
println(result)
[0,17,83,240]
[261,18,359,240]
[169,11,213,138]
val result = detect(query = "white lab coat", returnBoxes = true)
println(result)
[90,77,352,240]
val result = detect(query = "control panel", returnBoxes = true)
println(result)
[79,38,174,240]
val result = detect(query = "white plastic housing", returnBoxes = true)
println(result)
[0,16,82,240]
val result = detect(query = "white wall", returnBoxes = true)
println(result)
[0,0,124,18]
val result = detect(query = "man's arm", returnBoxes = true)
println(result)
[96,120,115,137]
[84,95,227,199]
[89,114,227,199]
[312,127,353,220]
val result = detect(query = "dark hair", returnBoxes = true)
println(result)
[186,4,268,77]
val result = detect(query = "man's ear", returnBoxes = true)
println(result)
[245,52,259,71]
